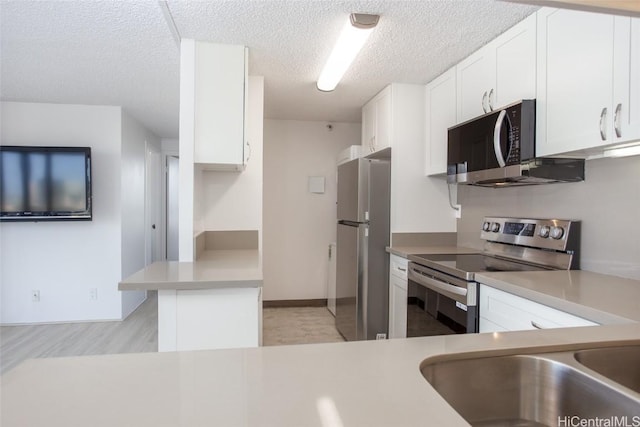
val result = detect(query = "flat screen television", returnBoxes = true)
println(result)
[0,146,92,221]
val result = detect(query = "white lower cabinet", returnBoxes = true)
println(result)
[158,287,262,352]
[479,284,597,333]
[388,254,408,339]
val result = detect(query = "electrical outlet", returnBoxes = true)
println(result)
[89,288,98,300]
[376,333,387,340]
[31,290,40,302]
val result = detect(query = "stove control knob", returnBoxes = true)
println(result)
[550,226,565,240]
[491,222,500,232]
[539,225,550,238]
[482,221,491,231]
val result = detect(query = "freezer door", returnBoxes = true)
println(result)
[337,158,367,222]
[335,223,359,341]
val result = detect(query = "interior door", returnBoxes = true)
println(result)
[145,144,162,265]
[166,155,179,261]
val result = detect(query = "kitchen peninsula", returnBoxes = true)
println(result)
[3,323,640,426]
[119,231,262,352]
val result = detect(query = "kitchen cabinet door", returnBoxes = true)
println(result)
[361,86,392,154]
[479,284,597,332]
[425,67,457,176]
[361,100,376,154]
[388,254,408,339]
[612,17,640,144]
[456,13,536,123]
[493,13,537,109]
[536,8,617,156]
[374,87,392,152]
[194,42,249,169]
[457,47,494,123]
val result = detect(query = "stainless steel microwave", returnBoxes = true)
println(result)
[446,99,584,187]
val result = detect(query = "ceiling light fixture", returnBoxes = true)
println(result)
[316,13,380,92]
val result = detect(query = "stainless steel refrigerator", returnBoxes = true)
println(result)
[335,156,391,341]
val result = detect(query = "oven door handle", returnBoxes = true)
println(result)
[409,268,468,299]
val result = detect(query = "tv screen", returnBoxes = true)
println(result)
[0,146,92,221]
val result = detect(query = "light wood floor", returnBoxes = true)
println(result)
[0,293,344,375]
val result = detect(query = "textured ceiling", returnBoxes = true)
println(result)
[1,0,538,139]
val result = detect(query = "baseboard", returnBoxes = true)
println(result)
[263,299,328,308]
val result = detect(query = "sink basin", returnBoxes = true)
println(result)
[575,345,640,393]
[421,353,640,427]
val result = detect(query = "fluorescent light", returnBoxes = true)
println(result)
[317,14,379,92]
[603,143,640,158]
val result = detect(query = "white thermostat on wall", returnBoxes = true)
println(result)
[308,176,325,194]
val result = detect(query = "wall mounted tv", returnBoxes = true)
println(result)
[0,146,92,221]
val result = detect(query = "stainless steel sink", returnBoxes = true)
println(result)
[575,345,640,394]
[421,351,640,427]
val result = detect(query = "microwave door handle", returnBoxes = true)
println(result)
[493,109,507,168]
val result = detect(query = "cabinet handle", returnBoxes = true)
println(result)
[531,320,545,329]
[614,103,622,138]
[488,89,494,111]
[482,91,489,113]
[371,135,376,152]
[397,267,407,272]
[599,107,608,141]
[246,141,251,164]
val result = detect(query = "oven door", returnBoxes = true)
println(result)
[407,262,478,337]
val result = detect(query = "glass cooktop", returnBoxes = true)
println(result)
[410,253,550,280]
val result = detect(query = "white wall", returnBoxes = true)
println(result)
[0,102,124,323]
[161,138,179,154]
[200,76,264,244]
[456,155,640,280]
[263,119,360,301]
[178,39,196,262]
[121,111,160,318]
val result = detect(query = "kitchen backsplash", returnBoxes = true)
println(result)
[456,154,640,280]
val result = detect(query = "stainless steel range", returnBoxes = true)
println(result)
[406,217,580,337]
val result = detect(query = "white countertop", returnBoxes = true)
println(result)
[476,270,640,325]
[3,323,640,427]
[7,246,640,425]
[118,250,262,291]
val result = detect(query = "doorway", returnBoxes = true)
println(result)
[166,155,179,261]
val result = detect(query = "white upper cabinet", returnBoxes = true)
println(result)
[361,86,392,154]
[424,68,457,176]
[615,18,640,145]
[457,13,536,123]
[536,10,639,157]
[457,45,495,122]
[193,42,249,170]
